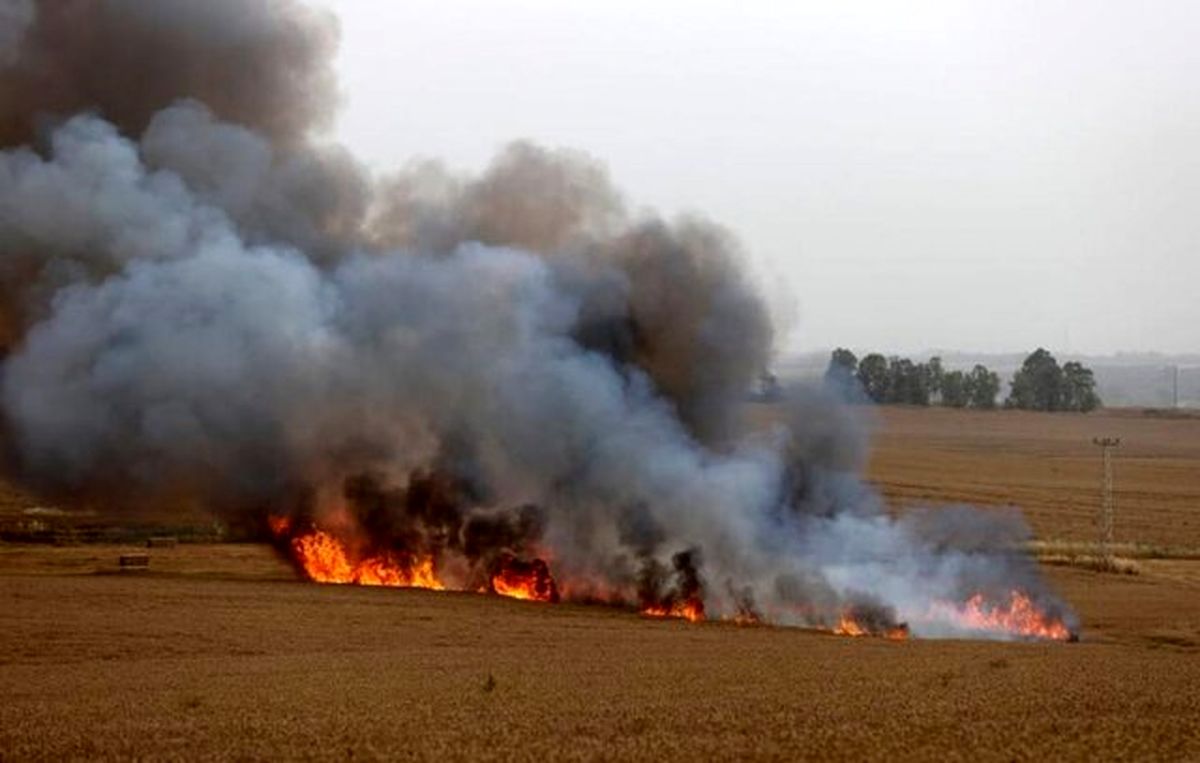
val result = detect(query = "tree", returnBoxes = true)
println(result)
[966,364,1000,409]
[888,357,930,405]
[856,353,890,403]
[941,370,968,408]
[1006,350,1101,412]
[1007,348,1064,411]
[824,348,858,387]
[1061,361,1100,412]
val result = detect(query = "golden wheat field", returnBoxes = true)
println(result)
[868,406,1200,552]
[2,406,1199,761]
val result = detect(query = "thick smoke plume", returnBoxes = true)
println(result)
[0,0,1075,639]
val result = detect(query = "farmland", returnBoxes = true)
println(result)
[2,406,1199,760]
[868,406,1200,551]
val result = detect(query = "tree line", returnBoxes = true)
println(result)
[824,347,1100,411]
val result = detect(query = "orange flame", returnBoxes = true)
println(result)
[642,599,705,623]
[492,573,546,601]
[833,614,909,640]
[267,517,1070,642]
[288,529,443,590]
[267,515,291,536]
[490,557,559,603]
[932,590,1073,641]
[834,614,868,637]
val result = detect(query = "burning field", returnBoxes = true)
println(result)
[0,0,1082,643]
[1,546,1199,760]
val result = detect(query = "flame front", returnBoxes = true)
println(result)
[642,599,705,623]
[492,572,549,601]
[288,529,443,590]
[490,556,559,602]
[833,614,909,640]
[269,519,1072,642]
[834,615,868,637]
[929,590,1073,641]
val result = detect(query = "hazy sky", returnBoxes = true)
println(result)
[311,0,1198,357]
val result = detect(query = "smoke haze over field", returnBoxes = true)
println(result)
[0,0,1075,637]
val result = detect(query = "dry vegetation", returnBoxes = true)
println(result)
[2,406,1199,760]
[2,554,1199,761]
[867,406,1200,552]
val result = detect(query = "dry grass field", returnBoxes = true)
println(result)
[2,406,1199,761]
[1,548,1199,762]
[867,406,1200,552]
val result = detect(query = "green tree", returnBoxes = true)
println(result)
[856,353,890,403]
[1007,348,1064,411]
[1061,361,1100,412]
[941,370,968,407]
[888,357,930,405]
[966,364,1000,409]
[824,348,858,387]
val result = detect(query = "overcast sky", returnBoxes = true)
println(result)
[311,0,1198,357]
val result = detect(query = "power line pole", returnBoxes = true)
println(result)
[1092,437,1120,563]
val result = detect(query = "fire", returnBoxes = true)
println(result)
[267,516,1069,642]
[833,614,909,640]
[490,555,559,602]
[642,599,705,623]
[834,615,868,637]
[267,514,291,536]
[931,590,1074,641]
[287,528,443,590]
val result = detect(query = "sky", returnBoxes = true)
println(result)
[310,0,1199,358]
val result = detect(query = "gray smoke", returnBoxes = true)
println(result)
[0,0,33,68]
[0,0,337,147]
[0,0,1074,639]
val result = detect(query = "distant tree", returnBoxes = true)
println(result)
[966,364,1000,409]
[888,357,930,405]
[1061,361,1100,412]
[1007,348,1064,411]
[824,348,858,388]
[824,348,863,402]
[856,353,890,403]
[941,370,968,408]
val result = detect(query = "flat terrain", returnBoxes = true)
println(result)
[867,406,1200,551]
[1,545,1198,762]
[2,406,1199,760]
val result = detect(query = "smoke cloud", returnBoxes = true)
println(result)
[0,0,1074,639]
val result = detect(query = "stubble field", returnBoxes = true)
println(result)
[867,406,1200,551]
[2,406,1199,761]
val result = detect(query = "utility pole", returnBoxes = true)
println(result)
[1172,365,1179,409]
[1092,437,1120,563]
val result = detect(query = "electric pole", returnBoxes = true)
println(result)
[1092,437,1120,563]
